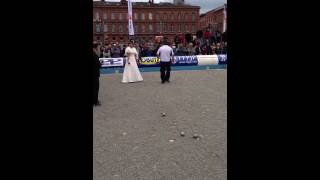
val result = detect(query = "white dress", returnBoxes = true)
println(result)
[122,47,143,83]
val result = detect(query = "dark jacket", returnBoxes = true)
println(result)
[93,51,101,78]
[215,48,223,55]
[111,47,121,58]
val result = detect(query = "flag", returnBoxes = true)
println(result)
[223,4,227,33]
[128,0,134,35]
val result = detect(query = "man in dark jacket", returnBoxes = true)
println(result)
[93,41,101,106]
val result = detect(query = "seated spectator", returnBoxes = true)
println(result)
[215,43,223,55]
[211,44,217,55]
[175,43,187,56]
[187,43,195,55]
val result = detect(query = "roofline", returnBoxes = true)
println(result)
[93,2,200,9]
[202,3,227,15]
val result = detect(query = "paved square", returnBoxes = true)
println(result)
[94,70,227,180]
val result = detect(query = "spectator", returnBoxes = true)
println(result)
[215,43,223,55]
[103,47,111,58]
[111,43,121,58]
[175,43,187,56]
[222,42,227,54]
[215,30,222,43]
[203,40,212,55]
[194,43,202,55]
[186,43,195,55]
[204,28,211,41]
[211,43,217,55]
[120,44,127,57]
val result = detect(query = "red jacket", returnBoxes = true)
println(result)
[204,31,211,39]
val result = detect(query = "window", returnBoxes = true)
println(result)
[95,12,99,20]
[184,24,188,32]
[192,13,195,21]
[104,24,108,32]
[185,13,188,21]
[156,13,160,20]
[191,24,195,32]
[178,24,181,32]
[178,13,181,21]
[164,14,167,20]
[149,24,153,32]
[149,13,152,20]
[96,24,101,33]
[111,13,115,20]
[112,24,115,33]
[171,24,174,32]
[141,24,145,32]
[134,25,138,33]
[156,23,160,32]
[119,13,123,20]
[141,13,145,20]
[134,13,138,20]
[171,13,174,21]
[119,25,123,33]
[103,13,107,20]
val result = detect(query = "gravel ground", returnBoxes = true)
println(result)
[93,69,227,180]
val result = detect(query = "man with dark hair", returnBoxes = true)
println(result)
[157,38,174,83]
[93,41,101,106]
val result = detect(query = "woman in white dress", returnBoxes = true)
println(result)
[122,41,143,83]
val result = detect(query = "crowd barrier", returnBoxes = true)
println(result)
[99,55,227,68]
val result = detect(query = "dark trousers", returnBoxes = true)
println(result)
[160,61,171,82]
[93,77,99,104]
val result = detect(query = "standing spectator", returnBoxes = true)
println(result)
[204,40,213,55]
[204,28,211,41]
[215,30,222,43]
[194,43,202,55]
[135,42,141,60]
[141,43,148,57]
[174,35,179,47]
[222,31,227,43]
[111,43,121,58]
[120,44,127,57]
[201,43,208,55]
[104,44,112,58]
[103,47,111,58]
[93,41,101,106]
[222,42,227,54]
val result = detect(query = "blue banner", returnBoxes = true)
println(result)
[172,56,198,66]
[217,54,227,64]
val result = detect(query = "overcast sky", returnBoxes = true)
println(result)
[93,0,227,14]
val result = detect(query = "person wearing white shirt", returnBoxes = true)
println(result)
[156,39,174,83]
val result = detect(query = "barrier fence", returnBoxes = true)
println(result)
[99,55,227,68]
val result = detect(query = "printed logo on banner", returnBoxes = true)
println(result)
[173,56,198,66]
[139,57,160,66]
[100,58,124,67]
[218,55,227,64]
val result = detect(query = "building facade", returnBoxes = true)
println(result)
[93,0,200,44]
[199,4,227,33]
